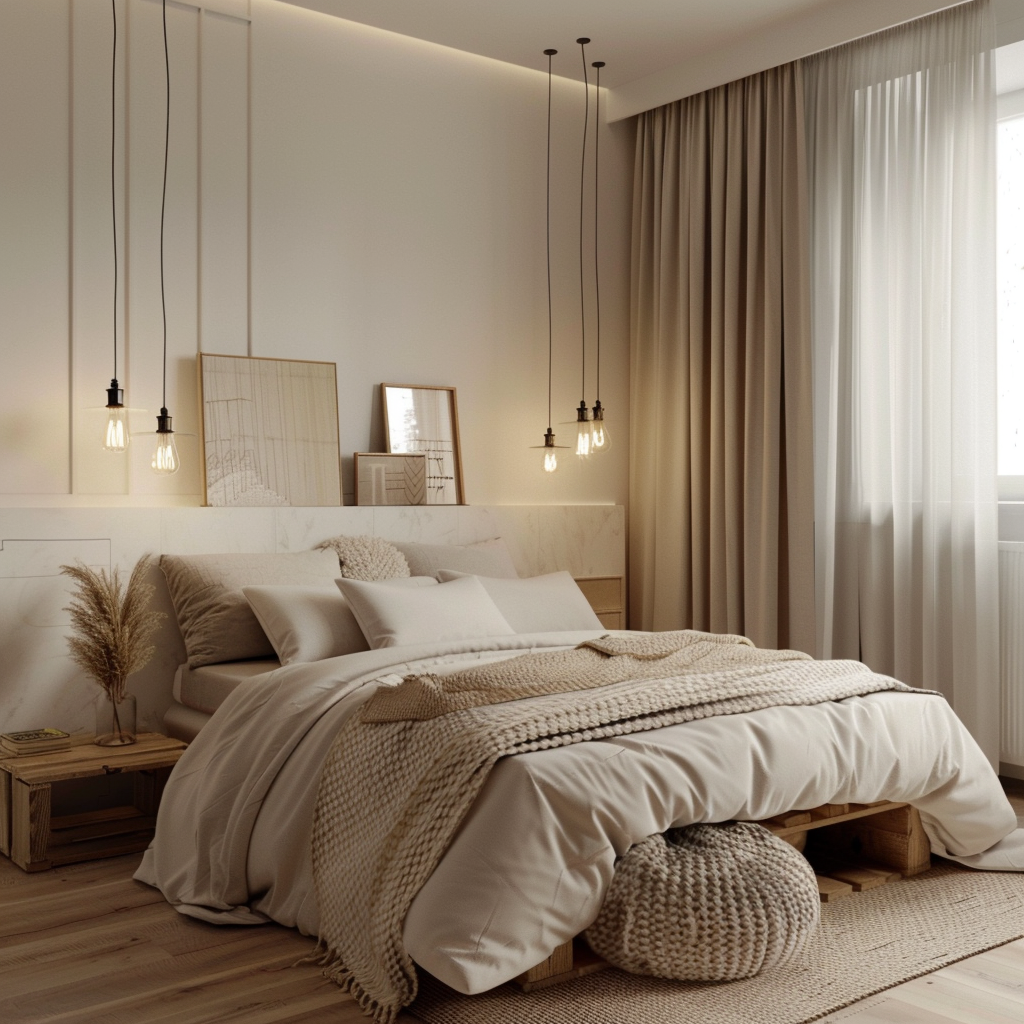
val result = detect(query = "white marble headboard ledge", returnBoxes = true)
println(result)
[0,505,624,736]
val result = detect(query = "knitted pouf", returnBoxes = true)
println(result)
[584,822,820,982]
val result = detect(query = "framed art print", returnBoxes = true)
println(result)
[198,354,342,507]
[380,383,464,504]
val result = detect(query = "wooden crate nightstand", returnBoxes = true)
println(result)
[0,732,186,872]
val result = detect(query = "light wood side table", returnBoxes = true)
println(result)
[575,575,625,629]
[0,732,186,872]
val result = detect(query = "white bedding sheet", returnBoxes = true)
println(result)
[136,632,1023,996]
[171,657,280,714]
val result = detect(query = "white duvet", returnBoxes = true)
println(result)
[135,631,1024,996]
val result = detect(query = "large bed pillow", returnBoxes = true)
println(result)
[390,538,518,579]
[436,570,604,634]
[336,574,515,649]
[243,578,437,665]
[160,550,340,668]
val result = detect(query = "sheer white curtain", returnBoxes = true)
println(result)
[805,1,999,763]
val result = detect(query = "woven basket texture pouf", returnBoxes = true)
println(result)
[585,822,820,982]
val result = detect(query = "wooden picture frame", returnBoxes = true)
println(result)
[353,453,427,506]
[381,384,465,504]
[198,353,342,507]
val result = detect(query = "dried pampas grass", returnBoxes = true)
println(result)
[61,555,165,702]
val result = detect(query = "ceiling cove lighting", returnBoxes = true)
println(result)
[589,58,609,454]
[103,0,127,453]
[573,37,592,460]
[151,0,178,475]
[533,48,569,474]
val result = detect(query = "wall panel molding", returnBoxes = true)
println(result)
[1,0,631,511]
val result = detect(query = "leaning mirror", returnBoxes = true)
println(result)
[381,384,464,504]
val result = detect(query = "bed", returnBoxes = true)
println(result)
[136,538,1024,1018]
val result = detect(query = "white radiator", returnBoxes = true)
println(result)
[1000,541,1024,775]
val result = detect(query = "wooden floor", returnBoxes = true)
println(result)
[0,854,375,1024]
[2,785,1022,1024]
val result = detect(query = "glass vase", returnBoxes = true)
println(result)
[95,692,137,746]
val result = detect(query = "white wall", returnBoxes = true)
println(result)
[0,0,632,508]
[0,0,631,736]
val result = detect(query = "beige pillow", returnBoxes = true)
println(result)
[315,534,410,580]
[391,538,518,579]
[436,570,604,634]
[335,575,516,649]
[160,550,340,668]
[243,578,437,665]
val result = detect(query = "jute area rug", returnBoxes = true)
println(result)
[408,863,1024,1024]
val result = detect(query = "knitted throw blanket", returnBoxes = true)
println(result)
[362,629,789,722]
[309,631,916,1022]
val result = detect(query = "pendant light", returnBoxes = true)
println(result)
[589,59,610,454]
[573,37,592,459]
[103,0,127,453]
[151,0,178,475]
[532,48,569,473]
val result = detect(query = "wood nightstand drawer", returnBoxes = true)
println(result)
[0,732,186,872]
[575,575,625,630]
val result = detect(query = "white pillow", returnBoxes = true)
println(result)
[335,575,516,649]
[436,570,604,634]
[243,578,437,665]
[390,538,519,579]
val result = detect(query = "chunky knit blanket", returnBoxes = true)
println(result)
[309,630,918,1022]
[362,629,793,722]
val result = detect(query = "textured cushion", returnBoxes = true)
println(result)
[436,570,603,634]
[160,550,340,668]
[335,574,516,649]
[316,535,410,580]
[585,822,820,981]
[391,539,518,579]
[243,579,437,665]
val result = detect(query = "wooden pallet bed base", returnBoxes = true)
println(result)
[512,801,931,991]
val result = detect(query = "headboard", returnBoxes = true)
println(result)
[0,504,624,737]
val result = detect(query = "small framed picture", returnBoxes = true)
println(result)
[353,453,427,506]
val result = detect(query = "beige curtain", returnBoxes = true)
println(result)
[630,63,815,653]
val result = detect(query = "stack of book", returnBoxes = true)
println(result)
[0,728,72,756]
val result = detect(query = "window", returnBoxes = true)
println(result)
[999,111,1024,498]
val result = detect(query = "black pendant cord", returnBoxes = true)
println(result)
[593,61,604,404]
[577,38,590,407]
[545,48,556,433]
[111,0,118,385]
[159,0,170,412]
